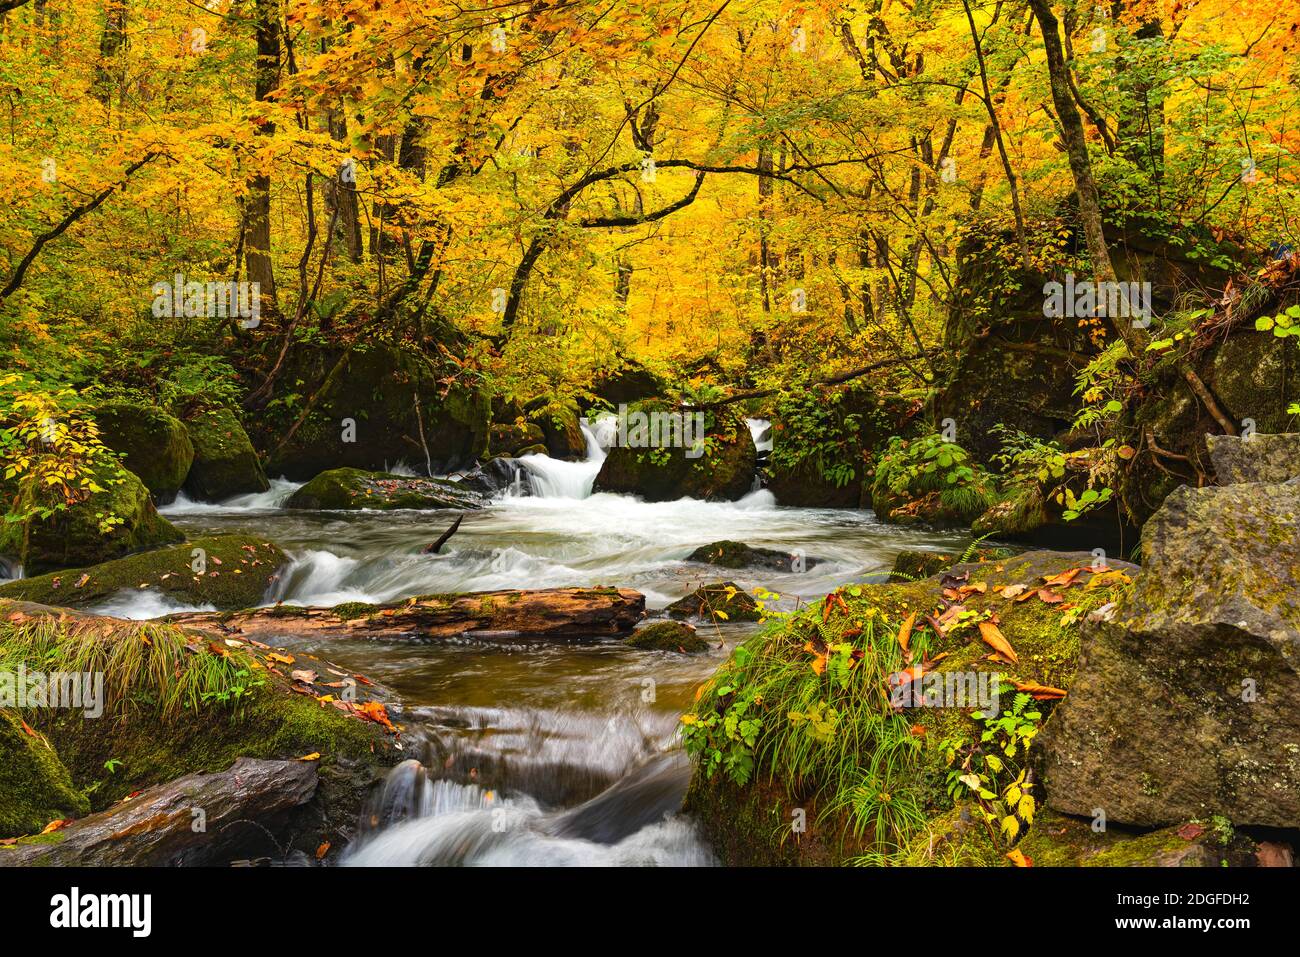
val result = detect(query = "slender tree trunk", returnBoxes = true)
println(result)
[244,0,280,310]
[93,0,127,106]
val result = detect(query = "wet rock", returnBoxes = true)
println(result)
[0,709,89,839]
[94,401,195,503]
[887,549,956,582]
[594,403,756,502]
[590,360,665,407]
[457,456,530,496]
[1207,432,1300,485]
[625,620,709,653]
[286,468,485,511]
[489,421,546,457]
[526,399,586,460]
[262,344,491,478]
[183,406,270,501]
[0,535,287,610]
[687,540,815,573]
[0,466,183,575]
[664,582,760,622]
[1036,481,1300,828]
[0,758,317,866]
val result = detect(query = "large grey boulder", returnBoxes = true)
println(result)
[1207,432,1300,485]
[1036,481,1300,828]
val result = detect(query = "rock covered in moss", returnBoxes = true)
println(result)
[0,535,287,610]
[183,406,269,502]
[94,401,195,503]
[767,386,914,508]
[262,344,491,479]
[0,467,183,575]
[625,620,709,653]
[0,709,90,839]
[1036,481,1300,829]
[664,581,760,622]
[898,804,1258,867]
[682,550,1138,866]
[593,403,756,501]
[286,468,484,511]
[0,603,401,857]
[489,421,546,457]
[1207,432,1300,485]
[687,540,814,573]
[886,549,956,582]
[526,399,586,460]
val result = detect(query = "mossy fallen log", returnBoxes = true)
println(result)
[164,586,647,643]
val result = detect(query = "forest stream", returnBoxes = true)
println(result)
[92,420,963,866]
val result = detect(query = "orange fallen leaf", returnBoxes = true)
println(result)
[1042,568,1082,589]
[355,700,397,733]
[896,612,917,655]
[1012,679,1067,700]
[41,819,67,835]
[1006,848,1033,867]
[19,719,37,737]
[1038,590,1064,604]
[315,841,331,860]
[978,620,1018,663]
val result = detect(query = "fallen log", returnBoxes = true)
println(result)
[0,758,317,867]
[166,587,647,643]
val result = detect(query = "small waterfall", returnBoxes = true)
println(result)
[515,417,611,500]
[746,418,773,454]
[161,477,302,515]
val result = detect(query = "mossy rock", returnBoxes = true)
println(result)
[899,805,1255,867]
[664,581,761,622]
[593,402,756,501]
[261,344,491,479]
[0,709,90,839]
[887,549,957,582]
[183,406,269,502]
[516,443,548,457]
[489,421,546,457]
[683,550,1138,865]
[625,620,709,653]
[285,468,485,511]
[590,359,665,407]
[526,398,586,460]
[0,467,183,575]
[687,540,813,572]
[94,401,195,503]
[0,536,287,610]
[767,386,914,508]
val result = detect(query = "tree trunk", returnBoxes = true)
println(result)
[244,0,280,309]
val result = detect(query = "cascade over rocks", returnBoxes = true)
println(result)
[1036,475,1300,827]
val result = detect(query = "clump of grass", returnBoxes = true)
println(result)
[682,599,926,857]
[0,614,264,719]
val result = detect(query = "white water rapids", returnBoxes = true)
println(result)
[103,418,963,866]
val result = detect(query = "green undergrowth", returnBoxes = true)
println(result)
[682,552,1134,865]
[0,605,393,813]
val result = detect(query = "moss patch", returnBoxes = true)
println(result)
[0,467,183,575]
[94,401,195,501]
[0,536,286,610]
[286,468,484,511]
[0,709,90,838]
[183,406,269,502]
[625,620,709,653]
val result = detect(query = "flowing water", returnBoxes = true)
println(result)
[112,420,963,866]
